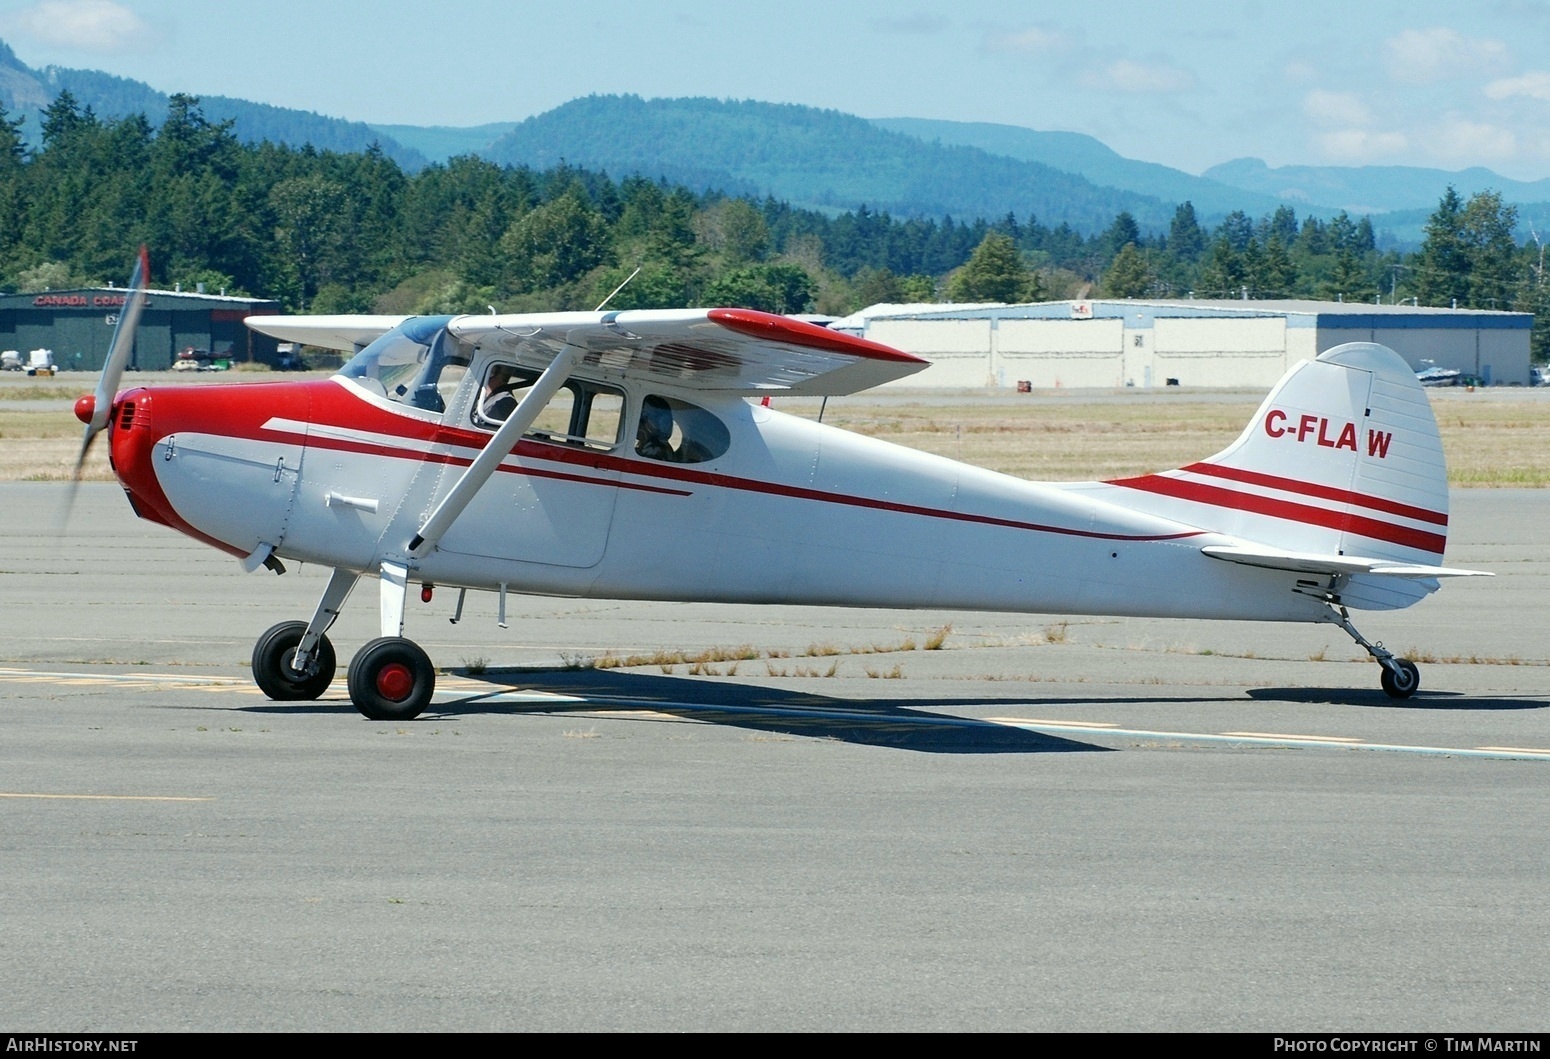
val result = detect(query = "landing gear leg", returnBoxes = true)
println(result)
[251,568,358,701]
[1324,603,1420,699]
[346,560,436,721]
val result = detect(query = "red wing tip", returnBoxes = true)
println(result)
[707,307,925,363]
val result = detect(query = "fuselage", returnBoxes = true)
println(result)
[103,367,1329,625]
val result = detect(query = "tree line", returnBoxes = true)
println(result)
[2,93,1545,360]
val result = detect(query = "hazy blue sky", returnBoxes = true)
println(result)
[3,0,1549,179]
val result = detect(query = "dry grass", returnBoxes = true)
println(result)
[0,408,110,481]
[7,375,1550,485]
[782,387,1550,486]
[573,633,930,674]
[812,398,1254,481]
[1424,393,1550,486]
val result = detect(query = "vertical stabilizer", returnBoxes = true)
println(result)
[1109,343,1450,575]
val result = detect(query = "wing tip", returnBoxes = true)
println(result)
[707,307,927,364]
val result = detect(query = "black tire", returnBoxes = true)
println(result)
[347,637,435,721]
[1380,659,1420,699]
[252,621,336,701]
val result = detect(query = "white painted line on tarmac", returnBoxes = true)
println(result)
[0,666,245,686]
[985,716,1120,728]
[992,719,1550,761]
[1221,730,1364,743]
[0,792,213,802]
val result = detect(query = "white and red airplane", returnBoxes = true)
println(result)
[72,254,1486,719]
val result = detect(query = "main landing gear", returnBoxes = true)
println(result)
[346,637,435,721]
[248,565,439,721]
[1326,603,1420,699]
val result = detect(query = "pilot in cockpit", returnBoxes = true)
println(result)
[479,364,520,423]
[635,394,677,460]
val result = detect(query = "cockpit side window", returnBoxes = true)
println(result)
[634,394,730,464]
[472,362,623,451]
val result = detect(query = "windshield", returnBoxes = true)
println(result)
[337,316,469,414]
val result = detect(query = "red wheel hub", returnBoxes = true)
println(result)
[375,662,415,701]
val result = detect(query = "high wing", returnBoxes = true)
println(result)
[251,308,929,396]
[452,307,928,396]
[247,315,410,354]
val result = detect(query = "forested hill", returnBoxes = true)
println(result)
[0,41,428,170]
[483,95,1175,233]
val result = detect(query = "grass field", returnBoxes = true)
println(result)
[2,373,1547,485]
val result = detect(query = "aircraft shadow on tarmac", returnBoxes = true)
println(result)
[1249,688,1550,712]
[423,667,1118,754]
[239,668,1108,753]
[233,665,1255,753]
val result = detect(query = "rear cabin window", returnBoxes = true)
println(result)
[473,363,623,451]
[634,394,729,464]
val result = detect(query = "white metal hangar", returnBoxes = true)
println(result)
[843,300,1534,389]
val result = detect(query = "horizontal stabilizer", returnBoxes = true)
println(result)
[1202,544,1490,579]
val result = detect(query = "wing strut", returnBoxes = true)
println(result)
[407,341,586,556]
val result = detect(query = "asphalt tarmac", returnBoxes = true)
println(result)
[2,483,1547,1031]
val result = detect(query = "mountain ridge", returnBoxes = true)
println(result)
[482,94,1178,233]
[869,116,1299,218]
[1203,156,1550,214]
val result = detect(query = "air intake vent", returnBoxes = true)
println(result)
[117,402,136,430]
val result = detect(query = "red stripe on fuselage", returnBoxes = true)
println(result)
[292,430,695,498]
[1172,461,1448,527]
[1109,473,1446,554]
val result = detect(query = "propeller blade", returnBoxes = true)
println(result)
[87,245,150,437]
[61,248,151,529]
[73,247,150,472]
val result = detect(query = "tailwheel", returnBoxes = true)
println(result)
[1380,659,1420,699]
[347,637,436,720]
[252,621,336,701]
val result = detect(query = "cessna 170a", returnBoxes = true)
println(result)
[72,256,1486,720]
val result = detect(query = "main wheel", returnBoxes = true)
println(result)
[347,637,435,721]
[1380,659,1420,699]
[252,621,336,701]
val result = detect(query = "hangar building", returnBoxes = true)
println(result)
[0,285,282,372]
[844,300,1534,389]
